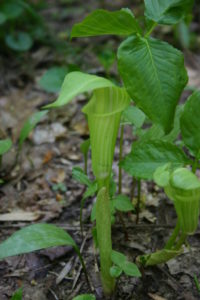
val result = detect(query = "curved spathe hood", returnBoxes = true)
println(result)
[83,86,130,181]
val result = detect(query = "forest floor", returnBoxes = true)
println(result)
[0,1,200,299]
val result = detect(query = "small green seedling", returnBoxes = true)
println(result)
[11,287,23,300]
[110,250,141,278]
[52,182,67,193]
[19,110,48,150]
[73,295,96,300]
[194,275,200,294]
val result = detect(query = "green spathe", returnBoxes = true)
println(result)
[82,87,130,181]
[166,168,200,235]
[138,248,183,267]
[44,71,114,109]
[155,167,200,235]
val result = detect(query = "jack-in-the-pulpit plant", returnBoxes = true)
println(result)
[155,165,200,234]
[46,73,131,294]
[83,86,130,292]
[137,165,200,267]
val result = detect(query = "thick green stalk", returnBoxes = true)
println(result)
[174,232,187,250]
[83,154,88,175]
[96,185,115,295]
[165,221,180,250]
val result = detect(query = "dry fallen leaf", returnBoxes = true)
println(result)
[148,293,167,300]
[0,210,41,222]
[43,151,54,164]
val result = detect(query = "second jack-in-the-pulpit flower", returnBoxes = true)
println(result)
[46,71,130,295]
[154,165,200,235]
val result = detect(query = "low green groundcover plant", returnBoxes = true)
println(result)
[0,0,200,297]
[0,0,46,52]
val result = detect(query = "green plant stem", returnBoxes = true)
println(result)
[192,152,200,173]
[118,124,124,194]
[136,179,141,224]
[165,221,180,250]
[118,124,129,240]
[84,154,88,175]
[174,232,187,250]
[130,177,136,200]
[80,196,86,237]
[96,181,115,295]
[74,245,91,290]
[145,21,157,37]
[194,275,200,294]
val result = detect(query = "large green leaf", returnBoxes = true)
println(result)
[71,9,142,38]
[0,139,12,156]
[118,36,188,133]
[1,1,24,20]
[136,104,184,145]
[0,224,76,260]
[45,71,114,109]
[136,124,165,145]
[144,0,194,25]
[180,91,200,156]
[121,140,188,180]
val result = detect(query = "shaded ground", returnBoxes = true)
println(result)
[0,1,200,299]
